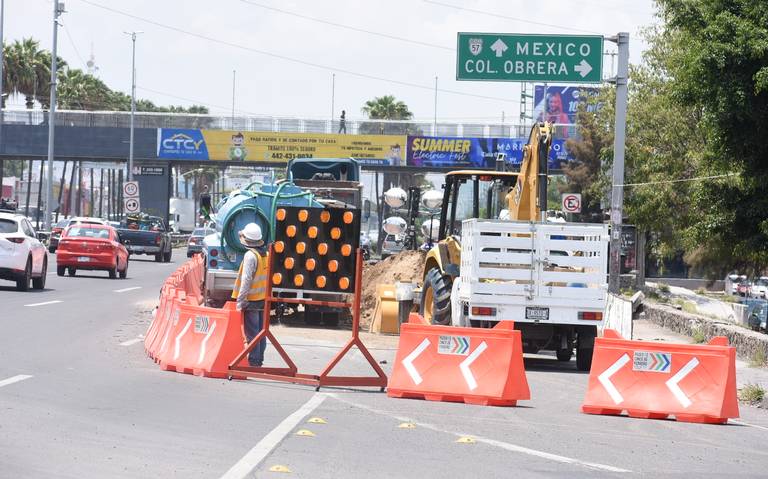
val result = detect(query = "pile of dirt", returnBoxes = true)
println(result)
[360,250,426,327]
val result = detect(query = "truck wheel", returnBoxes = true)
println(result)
[576,348,594,371]
[155,252,163,263]
[420,268,453,326]
[164,249,172,263]
[556,348,573,362]
[321,312,340,328]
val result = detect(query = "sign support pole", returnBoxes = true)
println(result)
[607,32,629,293]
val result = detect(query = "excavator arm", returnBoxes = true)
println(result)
[507,122,553,221]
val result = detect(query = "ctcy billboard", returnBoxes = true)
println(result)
[533,85,601,126]
[157,129,406,165]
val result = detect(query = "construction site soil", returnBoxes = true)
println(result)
[360,250,426,327]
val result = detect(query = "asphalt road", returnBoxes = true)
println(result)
[2,250,767,478]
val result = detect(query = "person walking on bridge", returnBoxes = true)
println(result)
[232,223,269,367]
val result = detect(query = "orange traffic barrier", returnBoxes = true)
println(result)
[387,318,530,406]
[144,288,172,359]
[581,329,739,424]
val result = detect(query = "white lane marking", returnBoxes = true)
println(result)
[0,374,33,388]
[599,353,630,405]
[173,319,193,360]
[220,393,327,479]
[24,300,62,307]
[459,341,487,391]
[403,338,430,385]
[666,357,699,408]
[730,419,768,431]
[329,394,630,473]
[120,337,143,347]
[114,286,142,293]
[198,321,217,364]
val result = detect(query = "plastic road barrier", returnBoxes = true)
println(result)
[581,329,739,424]
[387,316,530,406]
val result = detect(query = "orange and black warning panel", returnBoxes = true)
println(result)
[271,206,361,293]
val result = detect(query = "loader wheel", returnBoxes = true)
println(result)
[420,268,453,326]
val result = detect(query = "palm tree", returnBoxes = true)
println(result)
[57,68,113,110]
[361,95,413,120]
[4,39,65,109]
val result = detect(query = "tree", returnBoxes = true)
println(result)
[359,95,416,135]
[649,1,768,275]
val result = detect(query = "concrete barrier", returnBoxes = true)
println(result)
[643,303,768,362]
[603,294,633,339]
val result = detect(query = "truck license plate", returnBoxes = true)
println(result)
[525,307,549,320]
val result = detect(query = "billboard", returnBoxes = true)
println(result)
[533,85,600,126]
[406,136,573,170]
[157,129,406,165]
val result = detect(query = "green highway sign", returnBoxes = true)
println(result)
[456,33,603,83]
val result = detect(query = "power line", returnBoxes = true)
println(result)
[237,0,452,51]
[62,23,87,68]
[618,173,739,187]
[422,0,604,35]
[76,0,515,103]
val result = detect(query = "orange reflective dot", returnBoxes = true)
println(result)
[331,227,341,240]
[296,242,306,254]
[305,258,316,271]
[341,244,352,257]
[272,273,282,285]
[274,241,285,253]
[276,208,287,221]
[339,277,350,290]
[294,274,304,287]
[298,209,309,222]
[320,210,331,223]
[328,260,339,272]
[286,225,297,238]
[308,226,318,239]
[318,243,329,255]
[343,211,354,224]
[315,275,327,288]
[284,257,295,269]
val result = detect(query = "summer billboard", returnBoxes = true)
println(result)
[157,129,406,165]
[406,136,573,170]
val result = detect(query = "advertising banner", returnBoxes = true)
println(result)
[157,129,406,165]
[533,85,600,126]
[406,136,573,170]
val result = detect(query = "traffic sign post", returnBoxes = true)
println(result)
[456,33,603,83]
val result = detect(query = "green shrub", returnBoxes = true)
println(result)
[658,282,671,293]
[691,327,707,344]
[739,383,766,404]
[750,349,767,368]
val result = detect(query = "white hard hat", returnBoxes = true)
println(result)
[240,223,263,243]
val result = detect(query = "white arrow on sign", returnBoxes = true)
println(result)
[574,59,593,78]
[403,338,430,385]
[490,38,508,57]
[599,353,630,404]
[459,341,488,391]
[666,357,699,408]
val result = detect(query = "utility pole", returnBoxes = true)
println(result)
[433,76,438,136]
[124,31,143,181]
[231,69,236,127]
[44,0,65,231]
[330,73,335,128]
[0,0,5,176]
[607,32,630,293]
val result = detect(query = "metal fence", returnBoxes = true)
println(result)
[0,109,575,138]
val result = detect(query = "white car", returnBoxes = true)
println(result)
[751,277,768,298]
[0,212,49,291]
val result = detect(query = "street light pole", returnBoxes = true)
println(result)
[44,0,64,231]
[124,31,143,182]
[231,69,236,126]
[0,0,5,184]
[607,32,630,293]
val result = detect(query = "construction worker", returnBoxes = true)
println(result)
[232,222,269,367]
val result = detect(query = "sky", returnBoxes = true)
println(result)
[5,0,658,123]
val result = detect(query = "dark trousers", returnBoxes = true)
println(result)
[338,122,346,134]
[244,300,267,366]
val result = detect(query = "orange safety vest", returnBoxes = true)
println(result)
[231,249,268,301]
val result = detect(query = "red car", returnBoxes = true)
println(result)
[56,224,129,279]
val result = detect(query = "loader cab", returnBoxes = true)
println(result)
[437,171,519,240]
